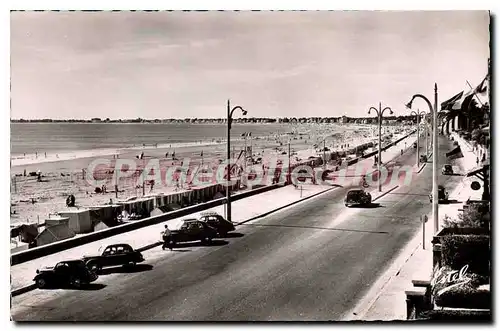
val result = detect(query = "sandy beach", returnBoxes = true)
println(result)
[10,123,409,226]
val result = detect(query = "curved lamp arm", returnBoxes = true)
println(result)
[406,94,433,114]
[368,107,380,116]
[381,106,393,117]
[228,105,247,129]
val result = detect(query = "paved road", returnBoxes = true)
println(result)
[11,135,463,321]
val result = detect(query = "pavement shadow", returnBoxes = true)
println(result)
[220,232,244,238]
[98,263,154,275]
[349,202,384,209]
[44,283,107,291]
[171,239,229,249]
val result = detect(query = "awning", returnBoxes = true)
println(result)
[466,164,489,179]
[445,146,464,160]
[441,91,464,111]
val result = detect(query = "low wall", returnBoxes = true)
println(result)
[11,183,281,265]
[347,130,416,166]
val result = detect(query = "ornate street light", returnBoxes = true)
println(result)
[226,99,247,223]
[406,84,439,234]
[368,102,394,192]
[410,109,426,167]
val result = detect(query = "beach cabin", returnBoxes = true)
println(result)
[58,209,93,234]
[36,215,75,247]
[86,204,123,227]
[117,196,156,218]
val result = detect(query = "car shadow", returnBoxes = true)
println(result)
[44,283,107,291]
[350,202,384,209]
[98,263,154,275]
[220,232,244,238]
[171,239,229,249]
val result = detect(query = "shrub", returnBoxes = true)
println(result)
[432,266,490,309]
[440,235,490,275]
[443,204,490,229]
[419,309,491,321]
[435,283,491,309]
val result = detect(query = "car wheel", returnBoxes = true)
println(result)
[71,278,82,289]
[87,262,100,273]
[36,277,46,289]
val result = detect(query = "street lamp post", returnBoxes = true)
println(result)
[368,102,394,192]
[227,99,247,223]
[406,84,439,234]
[410,109,426,168]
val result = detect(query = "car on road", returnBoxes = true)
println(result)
[198,211,235,236]
[82,244,145,272]
[429,185,449,203]
[344,189,372,207]
[442,164,453,175]
[34,259,98,289]
[163,219,218,248]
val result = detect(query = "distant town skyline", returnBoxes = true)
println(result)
[11,11,489,119]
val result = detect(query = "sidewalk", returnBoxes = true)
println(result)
[11,184,330,292]
[353,137,481,321]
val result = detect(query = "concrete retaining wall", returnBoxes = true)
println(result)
[11,183,281,265]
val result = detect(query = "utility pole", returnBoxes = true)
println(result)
[288,141,291,184]
[244,134,247,173]
[323,139,326,170]
[433,83,439,233]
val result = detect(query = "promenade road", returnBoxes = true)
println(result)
[10,131,418,292]
[12,133,463,321]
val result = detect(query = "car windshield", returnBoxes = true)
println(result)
[445,165,452,169]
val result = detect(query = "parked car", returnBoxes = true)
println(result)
[429,185,449,203]
[198,211,235,236]
[34,259,98,289]
[344,189,372,207]
[413,142,417,148]
[82,244,145,272]
[442,164,453,175]
[162,219,218,249]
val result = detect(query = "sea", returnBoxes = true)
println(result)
[11,122,339,159]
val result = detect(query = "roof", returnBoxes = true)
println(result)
[59,259,85,264]
[105,243,133,249]
[181,218,199,222]
[200,211,220,216]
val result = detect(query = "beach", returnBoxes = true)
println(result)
[10,122,410,226]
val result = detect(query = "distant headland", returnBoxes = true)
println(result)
[11,115,416,125]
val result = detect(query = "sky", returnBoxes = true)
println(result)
[10,10,490,119]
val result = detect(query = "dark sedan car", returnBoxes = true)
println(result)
[162,219,218,249]
[442,164,453,175]
[34,259,98,289]
[344,189,372,207]
[198,211,235,236]
[429,185,449,203]
[83,244,145,272]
